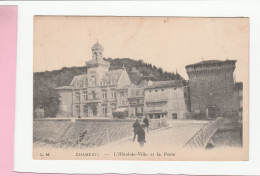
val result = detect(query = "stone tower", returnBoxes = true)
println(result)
[185,60,237,119]
[91,40,104,62]
[86,41,110,87]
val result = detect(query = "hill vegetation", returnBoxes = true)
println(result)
[33,58,184,117]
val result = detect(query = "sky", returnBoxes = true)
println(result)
[34,16,249,82]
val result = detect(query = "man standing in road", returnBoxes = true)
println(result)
[143,115,149,133]
[133,119,140,142]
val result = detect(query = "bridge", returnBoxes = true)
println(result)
[34,117,224,151]
[99,119,222,151]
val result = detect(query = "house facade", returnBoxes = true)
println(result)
[144,80,190,119]
[128,86,145,118]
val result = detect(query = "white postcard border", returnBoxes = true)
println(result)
[2,0,259,174]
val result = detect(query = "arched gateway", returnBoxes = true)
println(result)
[206,104,220,119]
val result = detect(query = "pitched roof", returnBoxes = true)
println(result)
[117,85,130,90]
[70,74,88,86]
[106,69,123,77]
[69,69,124,86]
[101,69,124,83]
[145,80,183,89]
[56,86,73,90]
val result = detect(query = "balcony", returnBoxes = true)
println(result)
[145,97,168,103]
[84,98,100,104]
[81,95,100,104]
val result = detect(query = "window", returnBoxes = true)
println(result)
[101,79,106,86]
[111,89,116,98]
[91,75,96,86]
[83,91,88,100]
[93,52,97,60]
[76,106,80,116]
[112,77,116,84]
[102,90,107,99]
[136,90,139,96]
[92,91,96,99]
[83,80,87,88]
[122,100,126,106]
[75,82,79,88]
[111,103,116,112]
[83,105,88,117]
[102,104,107,115]
[120,91,125,97]
[76,92,80,102]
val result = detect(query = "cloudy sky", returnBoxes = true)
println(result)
[34,16,249,82]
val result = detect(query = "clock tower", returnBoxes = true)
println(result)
[86,41,110,87]
[91,40,104,62]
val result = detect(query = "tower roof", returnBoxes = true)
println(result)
[91,41,104,50]
[185,59,236,69]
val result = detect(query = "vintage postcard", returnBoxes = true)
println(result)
[33,16,249,161]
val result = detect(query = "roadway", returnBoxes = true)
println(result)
[101,120,209,151]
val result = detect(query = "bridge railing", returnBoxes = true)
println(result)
[54,118,168,149]
[184,117,223,149]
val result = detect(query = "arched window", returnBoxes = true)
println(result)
[94,52,97,60]
[91,75,96,86]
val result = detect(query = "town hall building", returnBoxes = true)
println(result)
[56,42,131,117]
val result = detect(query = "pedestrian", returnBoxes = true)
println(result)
[137,123,146,147]
[143,115,149,133]
[133,119,140,142]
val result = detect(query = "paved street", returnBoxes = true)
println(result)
[102,120,209,151]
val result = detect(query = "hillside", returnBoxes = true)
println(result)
[33,58,184,117]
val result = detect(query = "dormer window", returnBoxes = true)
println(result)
[75,82,80,88]
[112,76,117,84]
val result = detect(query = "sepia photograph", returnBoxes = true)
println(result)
[33,16,249,160]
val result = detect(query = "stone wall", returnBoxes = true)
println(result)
[186,60,237,119]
